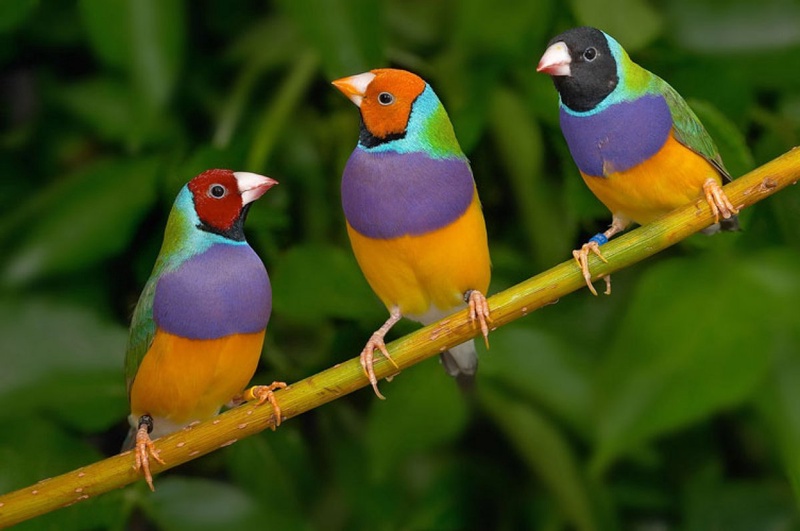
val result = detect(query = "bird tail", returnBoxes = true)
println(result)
[121,426,137,451]
[720,214,740,232]
[701,213,740,235]
[439,339,478,391]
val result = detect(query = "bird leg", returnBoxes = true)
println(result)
[703,178,739,224]
[464,289,491,348]
[243,382,288,430]
[361,307,402,400]
[573,215,629,296]
[133,414,165,491]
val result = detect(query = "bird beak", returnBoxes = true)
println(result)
[234,172,278,205]
[331,72,376,107]
[537,41,572,76]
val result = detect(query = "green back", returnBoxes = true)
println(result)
[656,76,731,181]
[124,275,159,394]
[607,32,731,182]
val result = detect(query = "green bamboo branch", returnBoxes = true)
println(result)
[1,147,798,528]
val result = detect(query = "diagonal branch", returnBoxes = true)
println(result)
[1,147,798,528]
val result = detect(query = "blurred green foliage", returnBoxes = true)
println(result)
[1,0,799,529]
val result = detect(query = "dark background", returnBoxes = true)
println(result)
[2,0,800,529]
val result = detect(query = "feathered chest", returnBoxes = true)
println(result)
[152,243,271,340]
[559,94,673,177]
[341,149,475,239]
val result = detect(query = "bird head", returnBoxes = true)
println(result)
[332,68,427,147]
[537,26,620,113]
[187,169,277,241]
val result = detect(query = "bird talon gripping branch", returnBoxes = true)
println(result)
[466,289,491,348]
[703,178,739,224]
[245,382,288,429]
[572,239,613,296]
[133,415,165,492]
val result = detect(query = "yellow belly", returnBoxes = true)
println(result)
[582,132,723,225]
[347,193,490,317]
[129,329,265,427]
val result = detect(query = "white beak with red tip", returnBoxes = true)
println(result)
[331,72,376,107]
[234,171,278,205]
[537,41,572,76]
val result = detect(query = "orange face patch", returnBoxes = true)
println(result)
[360,69,427,139]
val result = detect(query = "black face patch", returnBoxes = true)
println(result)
[548,27,619,113]
[358,119,407,148]
[196,203,250,242]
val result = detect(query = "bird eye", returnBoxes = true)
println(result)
[378,92,395,105]
[583,47,597,61]
[208,184,227,198]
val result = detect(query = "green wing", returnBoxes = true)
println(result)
[124,275,158,396]
[656,77,732,183]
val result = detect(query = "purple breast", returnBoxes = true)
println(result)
[560,94,672,177]
[341,149,475,239]
[153,244,271,340]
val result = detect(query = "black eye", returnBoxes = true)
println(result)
[378,92,394,105]
[583,47,597,61]
[208,184,227,198]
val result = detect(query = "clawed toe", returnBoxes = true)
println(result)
[573,242,609,296]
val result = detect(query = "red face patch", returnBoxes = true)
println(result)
[360,69,427,139]
[187,169,243,232]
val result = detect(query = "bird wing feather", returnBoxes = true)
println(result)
[657,77,732,183]
[124,274,159,395]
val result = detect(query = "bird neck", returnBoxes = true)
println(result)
[614,47,652,99]
[561,46,654,118]
[358,86,466,160]
[157,194,247,273]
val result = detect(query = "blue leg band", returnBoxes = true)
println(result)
[588,233,608,246]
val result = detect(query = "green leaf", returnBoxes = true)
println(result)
[214,17,302,149]
[433,56,495,153]
[144,477,269,531]
[396,457,473,530]
[754,302,800,503]
[57,77,134,143]
[79,0,129,68]
[668,0,800,53]
[225,427,315,530]
[0,0,37,33]
[0,417,102,494]
[365,360,469,480]
[56,77,181,148]
[0,157,159,287]
[767,181,800,249]
[683,479,798,531]
[79,0,185,121]
[481,323,592,436]
[271,243,382,324]
[454,0,553,59]
[489,87,571,268]
[127,0,185,110]
[0,298,127,430]
[42,371,128,432]
[687,98,755,177]
[481,382,600,531]
[592,250,799,474]
[569,0,663,51]
[278,0,383,78]
[1,418,125,531]
[245,51,320,171]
